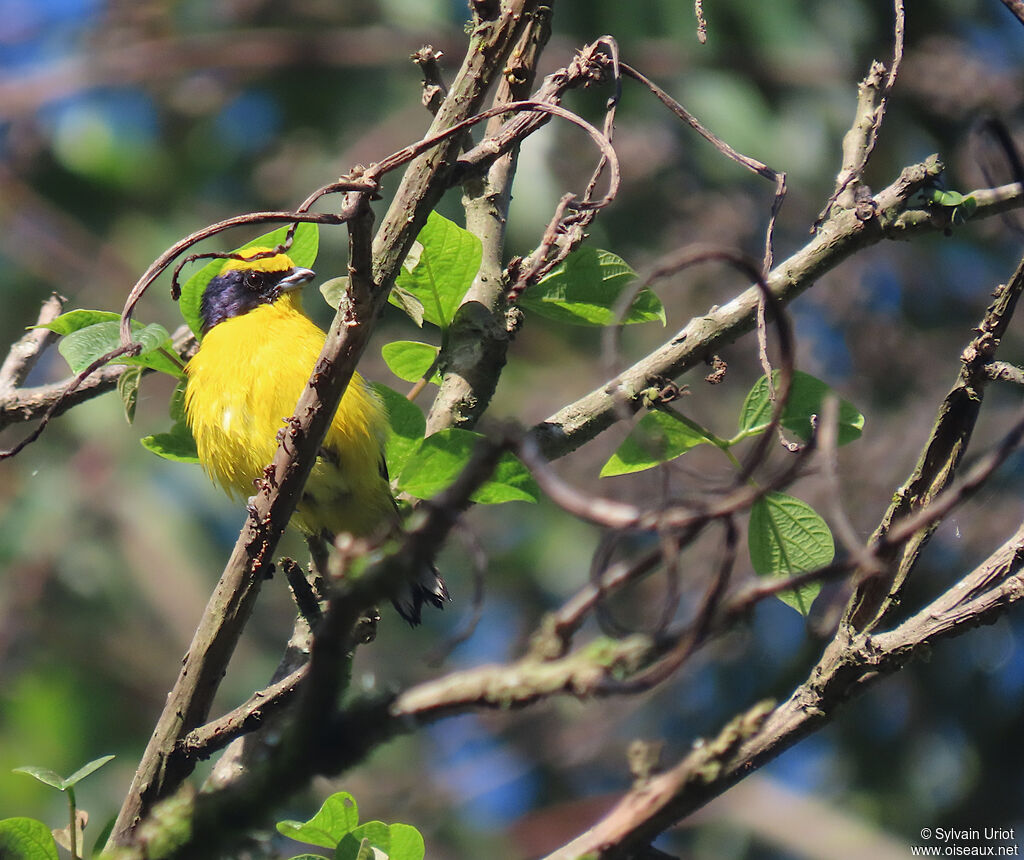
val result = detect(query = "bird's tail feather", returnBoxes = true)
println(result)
[392,563,450,626]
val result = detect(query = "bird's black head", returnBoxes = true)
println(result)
[199,248,315,333]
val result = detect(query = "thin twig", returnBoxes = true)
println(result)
[0,293,64,391]
[0,343,140,461]
[814,0,905,228]
[618,61,786,271]
[845,249,1024,632]
[985,359,1024,385]
[694,0,708,43]
[1001,0,1024,26]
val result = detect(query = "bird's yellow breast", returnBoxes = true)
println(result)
[184,293,395,538]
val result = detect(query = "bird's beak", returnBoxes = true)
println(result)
[277,267,316,293]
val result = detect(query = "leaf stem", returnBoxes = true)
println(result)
[68,786,78,860]
[158,345,187,375]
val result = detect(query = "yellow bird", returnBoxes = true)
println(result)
[184,247,447,623]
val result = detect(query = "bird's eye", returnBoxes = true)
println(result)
[243,270,264,290]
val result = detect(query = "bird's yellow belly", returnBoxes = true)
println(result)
[184,300,395,539]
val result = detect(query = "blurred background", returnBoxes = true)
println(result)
[2,1,1024,857]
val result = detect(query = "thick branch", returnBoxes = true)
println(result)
[543,523,1024,859]
[370,0,539,290]
[845,250,1024,631]
[110,195,379,842]
[112,1,542,842]
[425,6,553,433]
[529,166,1024,461]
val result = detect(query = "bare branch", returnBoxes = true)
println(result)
[528,162,1024,463]
[544,520,1024,859]
[619,61,786,270]
[113,4,541,840]
[985,359,1024,385]
[815,0,905,227]
[845,250,1024,632]
[1000,0,1024,28]
[109,191,381,842]
[0,293,63,390]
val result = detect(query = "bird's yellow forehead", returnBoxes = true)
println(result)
[219,247,296,275]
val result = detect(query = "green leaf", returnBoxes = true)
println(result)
[35,309,121,336]
[392,211,482,329]
[381,341,441,384]
[12,766,64,790]
[335,836,376,860]
[12,757,112,794]
[738,370,864,444]
[748,491,834,615]
[57,320,182,377]
[519,246,665,327]
[380,823,426,860]
[141,421,200,463]
[283,855,330,860]
[600,410,713,477]
[396,428,540,504]
[319,277,348,310]
[925,188,967,207]
[277,791,360,849]
[118,366,141,423]
[179,221,320,338]
[335,822,425,860]
[0,818,59,860]
[370,383,426,479]
[62,754,115,789]
[951,196,977,226]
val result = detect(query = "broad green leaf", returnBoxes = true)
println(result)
[118,366,141,423]
[57,320,182,378]
[335,836,376,860]
[319,277,348,310]
[600,410,713,477]
[276,791,359,849]
[0,818,58,860]
[380,823,426,860]
[336,822,424,860]
[519,246,665,327]
[141,421,200,463]
[396,428,540,504]
[179,221,320,338]
[35,309,120,336]
[371,383,426,479]
[748,491,834,615]
[738,370,864,444]
[282,855,329,860]
[62,754,115,789]
[392,211,482,329]
[381,341,441,384]
[12,766,64,790]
